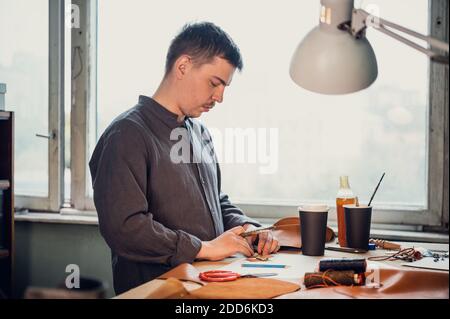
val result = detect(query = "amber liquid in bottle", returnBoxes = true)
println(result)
[336,176,356,247]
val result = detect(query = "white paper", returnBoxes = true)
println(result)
[217,253,397,290]
[218,253,320,282]
[402,257,449,271]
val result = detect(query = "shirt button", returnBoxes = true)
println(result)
[201,179,206,184]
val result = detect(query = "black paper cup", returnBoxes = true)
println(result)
[344,205,372,250]
[298,205,329,256]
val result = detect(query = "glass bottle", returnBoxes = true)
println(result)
[336,176,356,247]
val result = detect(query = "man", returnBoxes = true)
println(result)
[89,22,280,295]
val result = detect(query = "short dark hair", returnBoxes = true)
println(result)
[165,22,243,75]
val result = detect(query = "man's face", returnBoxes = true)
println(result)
[178,56,236,118]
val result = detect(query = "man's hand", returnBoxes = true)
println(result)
[196,226,254,261]
[242,224,281,256]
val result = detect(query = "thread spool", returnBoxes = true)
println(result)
[319,258,367,273]
[304,270,364,289]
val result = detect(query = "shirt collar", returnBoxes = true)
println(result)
[138,95,187,129]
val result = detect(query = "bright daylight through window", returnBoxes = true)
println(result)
[0,0,49,197]
[94,0,428,212]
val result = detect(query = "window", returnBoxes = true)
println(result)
[2,0,446,228]
[0,0,49,197]
[88,0,442,226]
[0,0,64,211]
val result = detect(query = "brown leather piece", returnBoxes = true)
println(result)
[188,278,301,299]
[273,216,335,249]
[145,278,190,299]
[157,263,205,285]
[145,277,300,299]
[149,268,448,299]
[278,268,449,299]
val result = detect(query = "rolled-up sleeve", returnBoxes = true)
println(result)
[89,120,202,267]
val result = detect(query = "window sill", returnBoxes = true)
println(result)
[14,210,98,225]
[14,211,448,244]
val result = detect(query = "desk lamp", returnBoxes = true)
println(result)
[289,0,449,94]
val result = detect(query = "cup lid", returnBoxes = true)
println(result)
[298,204,329,212]
[343,204,372,209]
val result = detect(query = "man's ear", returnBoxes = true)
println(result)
[174,55,192,80]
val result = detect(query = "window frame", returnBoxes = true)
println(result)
[69,0,97,211]
[14,0,65,212]
[68,0,448,227]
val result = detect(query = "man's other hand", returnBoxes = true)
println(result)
[196,226,254,261]
[242,224,281,256]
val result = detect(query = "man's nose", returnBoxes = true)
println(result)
[212,86,225,103]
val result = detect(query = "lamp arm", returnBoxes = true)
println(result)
[351,9,449,64]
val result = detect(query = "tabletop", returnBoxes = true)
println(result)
[116,240,449,299]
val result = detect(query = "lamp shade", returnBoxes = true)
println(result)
[290,0,378,94]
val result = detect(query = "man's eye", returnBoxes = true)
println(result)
[210,81,219,87]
